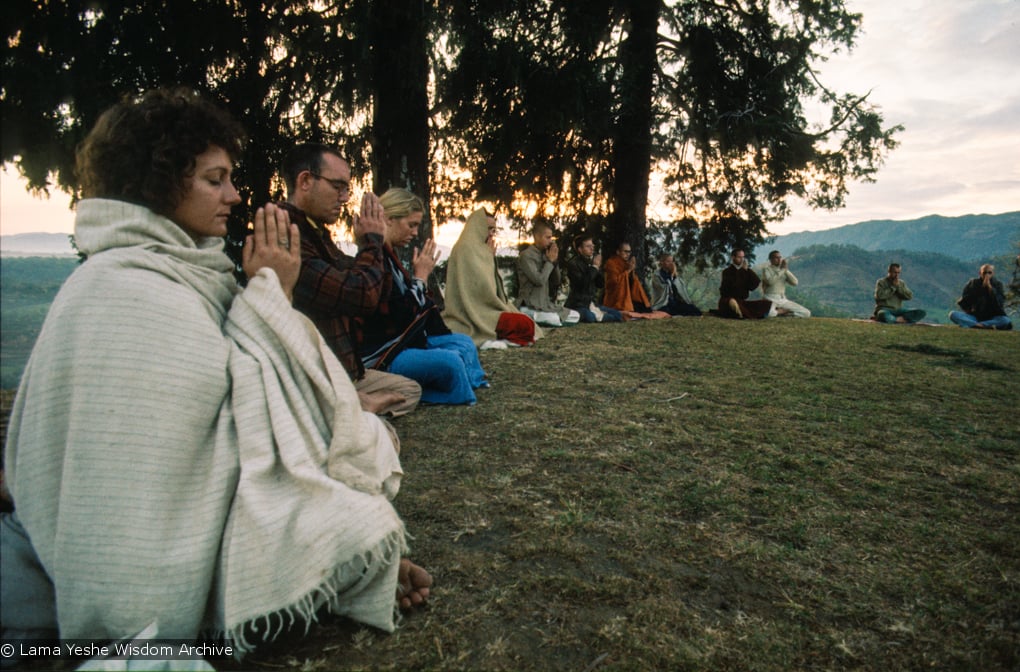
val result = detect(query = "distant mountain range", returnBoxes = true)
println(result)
[758,212,1019,263]
[0,232,76,256]
[4,211,1017,260]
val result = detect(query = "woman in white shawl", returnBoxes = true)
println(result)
[0,88,430,655]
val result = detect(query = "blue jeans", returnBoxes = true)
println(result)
[574,304,623,323]
[948,311,1012,329]
[876,307,926,323]
[388,333,487,405]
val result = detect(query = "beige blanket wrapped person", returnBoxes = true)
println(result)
[442,208,542,345]
[4,199,406,653]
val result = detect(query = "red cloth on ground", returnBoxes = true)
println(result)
[496,312,536,346]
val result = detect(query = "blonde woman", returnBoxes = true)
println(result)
[357,187,488,405]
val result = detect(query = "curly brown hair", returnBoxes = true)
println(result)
[76,87,245,217]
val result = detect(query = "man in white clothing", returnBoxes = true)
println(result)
[759,250,810,317]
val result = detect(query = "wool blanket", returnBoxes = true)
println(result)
[4,199,405,653]
[442,208,542,345]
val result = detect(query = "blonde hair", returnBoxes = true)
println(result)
[379,187,425,220]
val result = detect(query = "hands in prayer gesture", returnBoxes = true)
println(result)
[412,239,442,282]
[353,192,387,239]
[244,203,301,301]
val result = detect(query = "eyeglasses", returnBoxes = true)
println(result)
[309,172,351,196]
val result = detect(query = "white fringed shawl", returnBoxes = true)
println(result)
[4,199,405,653]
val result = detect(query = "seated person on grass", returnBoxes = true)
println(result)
[564,235,623,323]
[442,208,541,349]
[717,249,772,319]
[0,89,430,661]
[758,250,810,318]
[649,253,702,317]
[280,142,421,416]
[515,222,580,327]
[355,187,489,405]
[948,263,1012,330]
[602,242,670,320]
[873,263,926,324]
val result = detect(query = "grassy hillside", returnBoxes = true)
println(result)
[0,248,1008,389]
[0,257,78,388]
[10,317,1017,671]
[235,319,1020,670]
[777,244,976,320]
[763,211,1020,262]
[659,244,996,322]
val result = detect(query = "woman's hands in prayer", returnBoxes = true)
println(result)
[412,239,442,282]
[243,203,301,302]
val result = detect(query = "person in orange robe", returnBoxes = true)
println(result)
[602,242,670,320]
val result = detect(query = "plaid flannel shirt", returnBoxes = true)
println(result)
[281,202,391,380]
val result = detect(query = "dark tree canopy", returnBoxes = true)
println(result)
[3,0,383,240]
[3,0,900,270]
[435,0,900,269]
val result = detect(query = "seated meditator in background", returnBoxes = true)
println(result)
[357,188,488,405]
[515,222,580,327]
[718,249,772,319]
[758,250,810,318]
[873,262,926,324]
[948,263,1012,330]
[442,208,541,349]
[602,242,670,319]
[279,142,421,416]
[0,89,430,657]
[564,234,622,323]
[649,252,702,317]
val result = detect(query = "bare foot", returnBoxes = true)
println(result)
[727,298,744,319]
[358,389,407,415]
[895,316,908,324]
[397,558,432,610]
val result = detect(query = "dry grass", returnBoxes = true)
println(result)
[235,317,1019,671]
[6,318,1019,670]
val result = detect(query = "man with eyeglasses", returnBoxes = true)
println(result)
[948,263,1012,329]
[279,142,421,416]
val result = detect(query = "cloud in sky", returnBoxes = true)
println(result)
[2,0,1017,238]
[776,0,1020,234]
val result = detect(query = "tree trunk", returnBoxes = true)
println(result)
[608,0,660,273]
[368,0,433,240]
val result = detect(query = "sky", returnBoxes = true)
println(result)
[1,0,1017,243]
